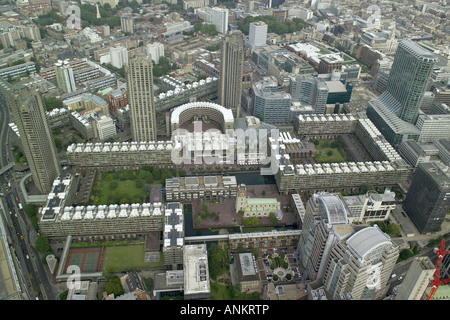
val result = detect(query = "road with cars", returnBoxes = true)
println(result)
[0,97,59,300]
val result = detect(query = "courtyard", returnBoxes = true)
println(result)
[191,184,298,230]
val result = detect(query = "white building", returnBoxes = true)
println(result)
[211,7,228,34]
[96,115,116,140]
[183,244,211,300]
[82,27,102,43]
[343,189,396,223]
[110,46,129,69]
[248,21,267,49]
[287,6,313,20]
[163,20,193,36]
[416,114,450,143]
[323,225,400,300]
[183,0,208,10]
[146,42,165,64]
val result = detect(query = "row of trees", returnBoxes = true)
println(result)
[194,22,218,36]
[79,3,121,28]
[44,97,63,111]
[102,167,186,185]
[237,16,306,35]
[208,243,231,280]
[35,9,64,26]
[103,56,177,80]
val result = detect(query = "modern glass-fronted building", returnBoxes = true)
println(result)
[403,162,450,234]
[385,40,436,125]
[367,40,436,146]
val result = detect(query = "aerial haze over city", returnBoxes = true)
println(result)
[0,0,449,306]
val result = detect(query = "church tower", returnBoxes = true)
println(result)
[236,184,247,213]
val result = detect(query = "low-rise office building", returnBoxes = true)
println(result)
[233,252,261,293]
[183,244,210,300]
[165,175,238,202]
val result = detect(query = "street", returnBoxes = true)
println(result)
[0,97,59,300]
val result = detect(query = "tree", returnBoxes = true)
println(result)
[35,236,53,256]
[104,276,124,296]
[143,184,152,199]
[108,190,120,204]
[24,204,37,217]
[54,137,63,151]
[105,173,114,181]
[135,178,144,189]
[269,212,278,224]
[44,97,63,111]
[109,181,118,190]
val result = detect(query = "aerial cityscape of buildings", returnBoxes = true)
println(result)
[0,0,448,305]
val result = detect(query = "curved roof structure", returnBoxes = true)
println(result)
[170,101,234,126]
[317,194,348,225]
[346,226,392,262]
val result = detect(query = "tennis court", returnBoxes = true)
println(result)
[64,247,104,274]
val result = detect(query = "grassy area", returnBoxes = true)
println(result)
[95,179,145,205]
[210,282,260,300]
[102,245,163,272]
[313,139,349,163]
[91,168,186,205]
[211,281,233,300]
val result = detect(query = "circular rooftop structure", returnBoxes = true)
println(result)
[170,101,234,133]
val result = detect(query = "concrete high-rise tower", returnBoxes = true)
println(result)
[110,46,128,69]
[211,7,228,34]
[218,31,244,118]
[10,87,60,194]
[127,54,157,142]
[55,60,76,93]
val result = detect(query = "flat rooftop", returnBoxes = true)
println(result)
[183,244,210,296]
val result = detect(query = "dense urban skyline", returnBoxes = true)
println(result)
[0,0,448,305]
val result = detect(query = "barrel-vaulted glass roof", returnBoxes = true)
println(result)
[318,194,348,225]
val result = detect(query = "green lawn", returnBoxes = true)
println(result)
[211,282,233,300]
[314,139,349,163]
[102,245,163,272]
[90,168,186,205]
[102,179,143,203]
[210,282,260,300]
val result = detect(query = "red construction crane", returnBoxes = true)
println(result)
[422,239,450,300]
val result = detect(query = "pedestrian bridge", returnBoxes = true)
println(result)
[0,162,13,175]
[184,234,229,243]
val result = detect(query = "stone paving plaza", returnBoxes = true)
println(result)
[192,184,298,229]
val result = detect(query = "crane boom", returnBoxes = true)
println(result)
[423,239,450,300]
